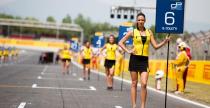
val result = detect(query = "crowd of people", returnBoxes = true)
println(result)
[0,46,19,64]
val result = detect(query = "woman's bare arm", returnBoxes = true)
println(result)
[118,31,133,53]
[150,30,170,49]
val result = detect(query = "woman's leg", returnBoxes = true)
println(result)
[87,64,91,80]
[83,64,86,79]
[62,61,66,75]
[66,61,70,74]
[140,72,149,108]
[105,67,110,87]
[109,66,115,88]
[130,72,138,108]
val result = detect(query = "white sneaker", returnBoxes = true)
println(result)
[174,91,184,94]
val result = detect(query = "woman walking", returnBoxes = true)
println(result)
[101,35,118,90]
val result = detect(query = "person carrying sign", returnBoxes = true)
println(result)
[119,13,170,108]
[80,41,92,80]
[101,35,118,90]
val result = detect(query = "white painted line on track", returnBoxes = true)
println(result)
[89,86,96,91]
[37,76,42,79]
[32,84,95,91]
[78,77,84,81]
[72,60,210,108]
[37,77,81,81]
[18,102,26,108]
[115,106,122,108]
[41,65,48,74]
[32,84,37,88]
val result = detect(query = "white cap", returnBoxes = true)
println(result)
[155,70,164,79]
[178,42,187,48]
[176,38,182,44]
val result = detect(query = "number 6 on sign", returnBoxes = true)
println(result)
[165,12,175,25]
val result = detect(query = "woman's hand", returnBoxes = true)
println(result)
[164,36,171,44]
[128,48,135,54]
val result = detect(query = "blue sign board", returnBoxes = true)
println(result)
[118,26,133,45]
[92,35,105,48]
[69,40,79,52]
[155,0,185,33]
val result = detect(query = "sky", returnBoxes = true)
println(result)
[0,0,210,33]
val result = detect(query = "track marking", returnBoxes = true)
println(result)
[89,86,96,90]
[18,102,26,108]
[78,77,84,81]
[37,76,42,79]
[37,77,81,81]
[41,65,48,74]
[32,84,37,88]
[115,106,122,108]
[72,61,210,108]
[31,84,95,91]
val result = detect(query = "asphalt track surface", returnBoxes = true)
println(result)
[0,51,208,108]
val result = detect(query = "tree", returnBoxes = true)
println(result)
[46,16,56,23]
[0,13,14,19]
[74,14,118,40]
[15,16,22,20]
[25,17,39,21]
[62,14,72,24]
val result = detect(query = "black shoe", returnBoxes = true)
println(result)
[107,87,113,90]
[88,76,90,80]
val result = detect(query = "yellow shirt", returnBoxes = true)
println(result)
[61,49,71,59]
[3,50,9,56]
[105,43,117,60]
[11,50,15,56]
[83,47,92,59]
[0,50,3,56]
[133,28,151,56]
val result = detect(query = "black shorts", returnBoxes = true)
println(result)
[104,59,116,68]
[82,59,90,64]
[62,59,71,62]
[129,54,149,72]
[4,55,9,57]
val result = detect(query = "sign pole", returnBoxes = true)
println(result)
[97,48,100,81]
[165,33,170,108]
[120,51,125,91]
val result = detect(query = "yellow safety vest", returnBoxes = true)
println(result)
[133,28,151,56]
[0,50,3,56]
[61,49,71,59]
[106,43,117,60]
[83,47,92,59]
[3,50,9,56]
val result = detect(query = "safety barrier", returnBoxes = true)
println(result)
[79,55,210,85]
[0,38,69,49]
